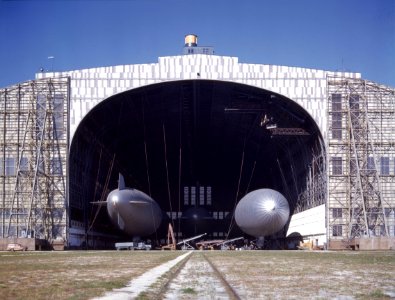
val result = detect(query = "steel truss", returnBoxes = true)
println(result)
[327,76,395,243]
[0,78,69,242]
[294,137,327,213]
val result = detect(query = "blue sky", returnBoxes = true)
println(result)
[0,0,394,88]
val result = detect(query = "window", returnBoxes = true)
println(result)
[332,157,342,175]
[36,94,46,139]
[332,208,342,218]
[20,157,29,172]
[206,186,212,205]
[349,94,359,110]
[50,157,62,175]
[330,94,342,139]
[5,157,15,176]
[199,186,205,205]
[190,187,196,205]
[381,157,390,175]
[332,225,342,237]
[351,224,360,236]
[376,225,386,236]
[332,113,342,139]
[367,157,376,175]
[331,94,342,111]
[53,94,63,112]
[37,94,46,112]
[53,94,64,139]
[183,187,189,205]
[349,94,360,129]
[384,208,394,217]
[349,159,357,175]
[53,114,64,138]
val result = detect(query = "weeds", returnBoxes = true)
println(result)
[181,287,197,294]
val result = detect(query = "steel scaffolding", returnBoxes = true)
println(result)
[0,77,69,242]
[294,138,327,213]
[327,76,395,245]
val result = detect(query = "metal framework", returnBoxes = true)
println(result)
[327,76,395,243]
[294,137,327,213]
[0,77,69,241]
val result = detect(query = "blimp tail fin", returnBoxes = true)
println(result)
[129,200,149,205]
[118,173,126,190]
[90,201,107,207]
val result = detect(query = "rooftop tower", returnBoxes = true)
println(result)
[183,34,214,55]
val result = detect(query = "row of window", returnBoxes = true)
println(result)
[331,94,342,140]
[331,93,360,112]
[184,47,214,55]
[0,157,63,176]
[331,93,364,140]
[331,156,395,175]
[166,211,230,220]
[184,186,212,206]
[331,207,395,219]
[332,224,394,237]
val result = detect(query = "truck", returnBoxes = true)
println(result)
[6,243,27,251]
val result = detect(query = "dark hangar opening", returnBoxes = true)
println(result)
[69,80,325,245]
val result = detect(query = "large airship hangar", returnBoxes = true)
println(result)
[1,35,394,250]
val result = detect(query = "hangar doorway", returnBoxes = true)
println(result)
[68,80,325,247]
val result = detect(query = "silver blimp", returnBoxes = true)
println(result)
[98,173,162,237]
[235,188,290,237]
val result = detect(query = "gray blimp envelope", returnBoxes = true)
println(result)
[235,189,290,237]
[94,173,162,237]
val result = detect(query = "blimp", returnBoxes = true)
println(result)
[93,173,162,237]
[235,189,290,238]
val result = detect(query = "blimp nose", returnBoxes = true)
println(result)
[265,200,276,211]
[111,195,119,206]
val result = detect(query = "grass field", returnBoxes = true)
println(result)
[0,251,180,300]
[205,251,395,299]
[0,250,394,299]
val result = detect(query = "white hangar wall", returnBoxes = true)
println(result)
[36,54,361,141]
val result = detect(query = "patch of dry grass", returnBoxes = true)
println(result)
[1,250,394,299]
[205,250,395,299]
[0,251,181,300]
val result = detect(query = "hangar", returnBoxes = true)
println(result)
[1,36,394,249]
